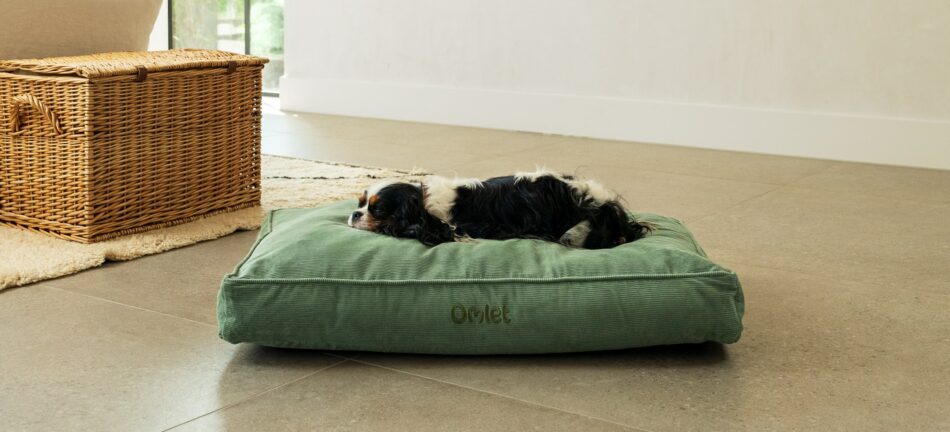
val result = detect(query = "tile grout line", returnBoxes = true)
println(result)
[776,162,950,205]
[686,183,786,225]
[689,179,949,228]
[440,139,824,187]
[435,138,576,171]
[625,167,783,187]
[602,163,792,188]
[266,131,878,195]
[783,158,841,184]
[39,283,218,329]
[719,257,950,298]
[161,358,350,431]
[402,138,556,155]
[268,119,949,202]
[342,356,655,432]
[441,155,792,191]
[784,180,950,206]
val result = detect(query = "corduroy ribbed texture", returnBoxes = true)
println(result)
[218,200,744,354]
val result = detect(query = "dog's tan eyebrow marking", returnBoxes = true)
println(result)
[358,191,367,207]
[368,195,380,206]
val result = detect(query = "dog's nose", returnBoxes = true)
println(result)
[351,211,363,221]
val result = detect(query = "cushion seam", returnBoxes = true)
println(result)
[223,270,737,286]
[226,209,276,278]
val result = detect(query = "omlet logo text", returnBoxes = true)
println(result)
[451,304,512,324]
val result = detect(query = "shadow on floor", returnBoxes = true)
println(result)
[229,341,731,370]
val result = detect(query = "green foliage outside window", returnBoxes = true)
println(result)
[171,0,283,92]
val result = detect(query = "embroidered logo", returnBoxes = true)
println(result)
[451,304,511,324]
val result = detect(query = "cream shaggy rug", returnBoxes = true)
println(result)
[0,155,426,290]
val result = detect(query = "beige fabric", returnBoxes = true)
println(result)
[0,0,163,60]
[0,155,427,289]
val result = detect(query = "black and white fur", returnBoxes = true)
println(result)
[348,169,652,249]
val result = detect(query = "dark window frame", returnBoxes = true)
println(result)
[168,0,278,97]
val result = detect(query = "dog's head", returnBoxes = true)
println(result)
[348,181,454,246]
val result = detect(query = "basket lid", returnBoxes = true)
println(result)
[0,49,268,79]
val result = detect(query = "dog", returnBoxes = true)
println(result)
[347,169,652,249]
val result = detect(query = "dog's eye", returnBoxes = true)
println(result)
[368,204,386,217]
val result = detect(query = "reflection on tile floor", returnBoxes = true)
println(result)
[3,104,949,431]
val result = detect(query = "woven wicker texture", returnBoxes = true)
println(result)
[0,49,267,243]
[0,48,267,78]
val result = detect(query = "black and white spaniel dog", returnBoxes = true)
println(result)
[347,169,652,249]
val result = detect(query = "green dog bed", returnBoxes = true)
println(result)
[217,200,744,354]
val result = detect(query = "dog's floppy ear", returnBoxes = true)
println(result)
[417,213,454,246]
[393,210,454,246]
[383,189,454,246]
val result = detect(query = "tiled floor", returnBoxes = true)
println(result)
[2,102,949,431]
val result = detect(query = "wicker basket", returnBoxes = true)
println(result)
[0,49,267,243]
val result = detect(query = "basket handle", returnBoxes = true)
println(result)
[10,94,63,135]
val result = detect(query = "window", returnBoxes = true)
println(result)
[169,0,283,94]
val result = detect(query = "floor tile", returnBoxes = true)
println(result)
[43,230,260,326]
[169,361,633,432]
[590,166,780,223]
[431,151,592,178]
[263,112,444,141]
[273,113,835,187]
[483,138,836,185]
[792,162,950,203]
[262,131,486,172]
[8,105,948,431]
[688,186,950,293]
[350,264,950,431]
[264,111,562,155]
[0,287,338,432]
[407,126,569,155]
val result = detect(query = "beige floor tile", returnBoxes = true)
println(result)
[262,112,489,171]
[407,126,569,155]
[688,186,950,293]
[592,166,779,223]
[435,158,778,223]
[264,112,835,186]
[0,287,339,432]
[263,112,445,142]
[44,230,259,326]
[264,112,561,155]
[262,131,487,172]
[262,112,549,167]
[791,162,950,203]
[350,264,950,431]
[479,138,836,185]
[431,151,595,178]
[7,107,946,430]
[169,361,633,432]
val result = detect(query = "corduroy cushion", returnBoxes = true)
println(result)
[218,200,744,354]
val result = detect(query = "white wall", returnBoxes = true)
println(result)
[281,0,950,169]
[148,0,168,50]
